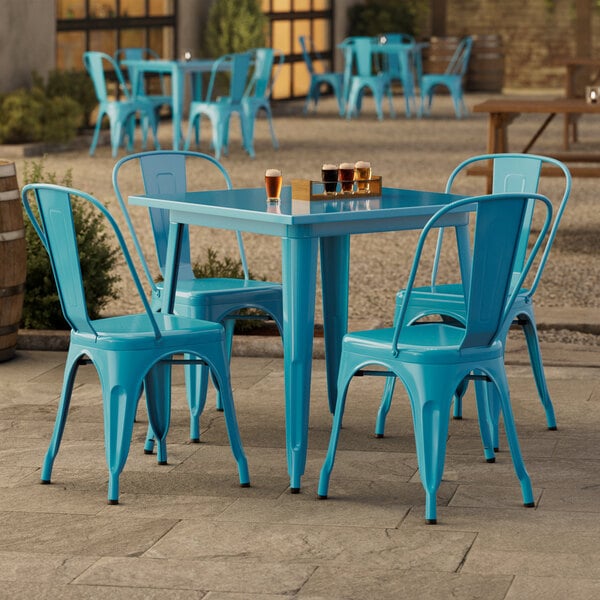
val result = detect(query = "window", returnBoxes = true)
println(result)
[56,0,176,70]
[262,0,333,100]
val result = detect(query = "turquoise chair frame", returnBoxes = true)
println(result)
[377,154,571,452]
[115,47,173,117]
[83,51,160,157]
[419,36,472,118]
[185,52,253,159]
[112,150,284,447]
[318,191,554,524]
[238,47,284,156]
[299,35,345,116]
[343,37,395,121]
[22,183,249,504]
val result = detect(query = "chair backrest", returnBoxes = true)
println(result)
[112,151,248,297]
[394,192,553,353]
[345,37,378,77]
[376,33,416,75]
[299,35,317,74]
[445,36,472,77]
[83,51,131,103]
[439,153,571,296]
[244,48,284,100]
[21,183,161,339]
[115,47,161,62]
[206,52,252,104]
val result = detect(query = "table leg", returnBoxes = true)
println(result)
[281,236,318,492]
[320,235,350,414]
[162,222,184,313]
[171,66,184,150]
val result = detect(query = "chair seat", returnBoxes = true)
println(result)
[84,313,224,349]
[344,324,503,364]
[162,278,282,311]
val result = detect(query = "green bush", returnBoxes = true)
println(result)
[0,72,87,145]
[203,0,267,57]
[347,0,429,38]
[44,69,97,129]
[21,159,120,330]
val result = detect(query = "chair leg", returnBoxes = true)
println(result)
[375,376,396,437]
[521,317,557,430]
[144,360,172,465]
[184,357,210,442]
[473,377,496,462]
[205,351,250,487]
[89,116,103,156]
[41,349,80,484]
[215,318,236,412]
[452,377,469,419]
[318,364,353,499]
[491,365,535,508]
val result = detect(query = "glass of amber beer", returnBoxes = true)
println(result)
[338,162,355,193]
[265,168,282,201]
[354,160,371,192]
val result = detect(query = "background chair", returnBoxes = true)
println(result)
[419,36,472,118]
[185,52,252,159]
[377,154,571,453]
[83,51,159,157]
[318,191,553,524]
[21,183,249,504]
[238,47,284,157]
[115,47,173,118]
[113,150,284,447]
[299,35,345,116]
[343,36,395,121]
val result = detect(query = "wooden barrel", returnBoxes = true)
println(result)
[423,36,461,76]
[0,160,26,362]
[466,34,504,92]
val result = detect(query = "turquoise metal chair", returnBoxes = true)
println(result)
[112,150,284,447]
[238,47,284,156]
[376,33,418,117]
[299,35,345,116]
[83,51,159,157]
[419,36,472,118]
[377,154,571,452]
[185,52,253,160]
[115,47,173,118]
[343,37,395,121]
[318,191,553,524]
[22,183,249,504]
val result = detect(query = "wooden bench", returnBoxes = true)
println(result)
[471,98,600,189]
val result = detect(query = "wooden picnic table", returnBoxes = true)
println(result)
[472,97,600,190]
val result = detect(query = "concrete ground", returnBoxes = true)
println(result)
[1,92,599,598]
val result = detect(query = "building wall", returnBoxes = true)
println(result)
[441,0,600,91]
[0,0,55,93]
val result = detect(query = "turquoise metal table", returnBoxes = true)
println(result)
[129,185,470,492]
[121,58,222,150]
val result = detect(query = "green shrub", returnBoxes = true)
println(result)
[21,159,120,330]
[348,0,429,38]
[203,0,267,57]
[44,69,97,129]
[0,72,86,145]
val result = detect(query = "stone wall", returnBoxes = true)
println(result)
[440,0,600,91]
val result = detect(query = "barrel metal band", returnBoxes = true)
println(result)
[0,189,20,202]
[0,282,26,298]
[0,163,17,177]
[0,228,25,242]
[0,323,19,336]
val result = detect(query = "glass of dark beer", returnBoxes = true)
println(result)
[338,162,355,193]
[321,163,338,194]
[265,169,282,202]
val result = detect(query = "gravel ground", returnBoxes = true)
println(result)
[9,91,600,331]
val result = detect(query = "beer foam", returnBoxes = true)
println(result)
[265,169,281,177]
[339,162,354,169]
[322,163,337,170]
[355,160,370,168]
